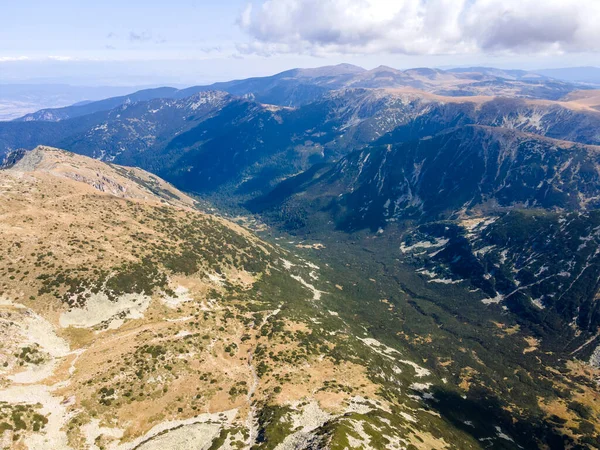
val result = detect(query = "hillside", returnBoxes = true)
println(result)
[249,126,600,230]
[248,125,600,366]
[3,88,600,207]
[397,210,600,351]
[0,84,145,121]
[0,91,233,163]
[2,147,599,448]
[15,87,185,122]
[0,148,478,449]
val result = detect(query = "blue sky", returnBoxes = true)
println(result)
[2,1,245,60]
[2,0,599,86]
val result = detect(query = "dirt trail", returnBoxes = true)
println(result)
[245,349,260,446]
[244,303,283,446]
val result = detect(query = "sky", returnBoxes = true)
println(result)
[1,0,599,86]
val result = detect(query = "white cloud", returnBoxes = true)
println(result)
[0,56,31,63]
[0,56,89,63]
[237,0,600,56]
[47,55,76,61]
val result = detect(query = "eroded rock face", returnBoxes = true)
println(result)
[0,148,28,169]
[59,292,152,330]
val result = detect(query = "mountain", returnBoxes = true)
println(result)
[448,67,550,81]
[2,147,599,449]
[175,64,586,104]
[0,91,234,162]
[15,86,185,122]
[4,59,600,449]
[0,147,441,449]
[179,63,367,107]
[56,91,233,162]
[249,125,600,360]
[10,64,366,122]
[153,91,600,198]
[14,64,585,124]
[0,84,146,121]
[5,66,595,205]
[3,87,600,207]
[398,210,600,351]
[249,126,600,230]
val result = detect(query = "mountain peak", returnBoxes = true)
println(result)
[333,62,366,72]
[370,64,400,72]
[287,63,367,78]
[8,146,197,208]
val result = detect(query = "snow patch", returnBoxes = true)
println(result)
[427,278,463,285]
[400,238,448,254]
[359,338,401,360]
[280,258,295,270]
[482,293,504,305]
[398,360,431,378]
[589,343,600,368]
[291,275,324,301]
[530,297,545,309]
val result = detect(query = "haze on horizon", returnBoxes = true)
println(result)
[2,0,600,87]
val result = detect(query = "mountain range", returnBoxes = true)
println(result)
[2,65,600,449]
[2,83,600,203]
[11,64,589,122]
[0,84,152,121]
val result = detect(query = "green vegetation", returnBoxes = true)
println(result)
[15,345,45,366]
[0,403,48,439]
